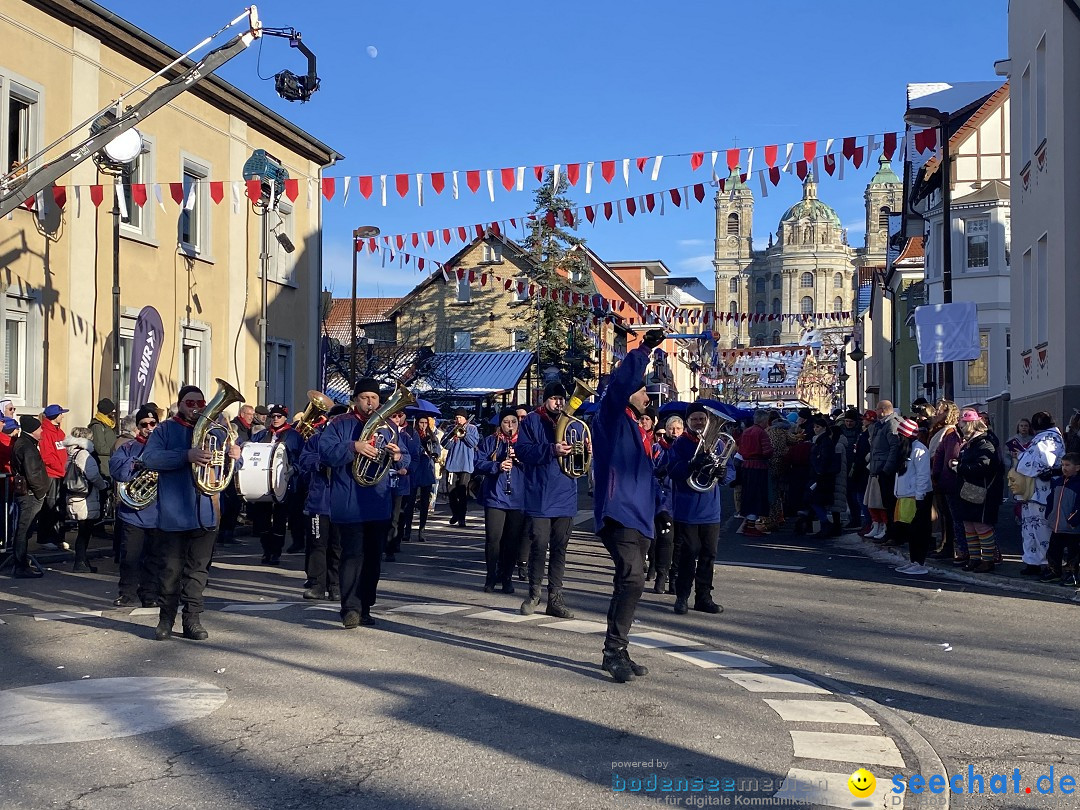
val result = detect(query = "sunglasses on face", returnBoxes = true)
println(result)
[183,399,207,409]
[138,420,157,428]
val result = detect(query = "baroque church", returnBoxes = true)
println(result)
[713,154,902,347]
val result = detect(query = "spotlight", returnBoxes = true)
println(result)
[275,232,295,254]
[242,149,289,207]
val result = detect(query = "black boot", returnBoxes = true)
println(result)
[693,595,723,614]
[154,609,176,641]
[483,575,496,594]
[72,558,98,573]
[182,614,209,641]
[520,588,541,615]
[601,649,636,683]
[830,513,843,537]
[545,592,574,619]
[653,573,668,594]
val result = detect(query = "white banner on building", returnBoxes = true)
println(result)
[914,302,981,363]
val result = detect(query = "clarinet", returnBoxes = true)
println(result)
[503,442,515,496]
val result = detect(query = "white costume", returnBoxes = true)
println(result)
[1015,427,1065,565]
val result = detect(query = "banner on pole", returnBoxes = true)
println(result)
[127,306,164,413]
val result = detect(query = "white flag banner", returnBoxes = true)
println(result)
[585,161,594,194]
[759,170,769,198]
[74,185,82,218]
[622,158,630,188]
[710,150,719,181]
[745,147,754,176]
[416,173,424,207]
[616,199,624,223]
[183,179,197,211]
[306,179,313,209]
[115,182,128,221]
[486,169,495,202]
[380,175,387,207]
[782,143,794,170]
[914,302,981,363]
[650,154,663,182]
[516,166,525,192]
[452,170,459,200]
[552,164,561,193]
[343,176,351,207]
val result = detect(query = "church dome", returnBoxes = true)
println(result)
[778,173,841,229]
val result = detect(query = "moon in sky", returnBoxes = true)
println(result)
[366,45,378,59]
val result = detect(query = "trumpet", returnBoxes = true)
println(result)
[451,416,473,439]
[294,389,334,439]
[191,378,244,495]
[686,406,738,493]
[555,378,595,479]
[352,382,418,487]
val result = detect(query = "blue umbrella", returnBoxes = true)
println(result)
[405,398,441,417]
[576,400,598,416]
[659,401,689,418]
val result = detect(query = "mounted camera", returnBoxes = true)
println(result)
[263,28,320,103]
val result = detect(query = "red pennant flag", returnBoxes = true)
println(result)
[718,178,726,193]
[474,224,484,238]
[418,258,425,271]
[533,165,544,182]
[358,176,373,199]
[601,160,615,183]
[52,185,67,209]
[457,226,468,242]
[456,268,465,281]
[466,170,481,194]
[321,177,335,200]
[395,174,409,198]
[544,211,556,228]
[644,193,655,213]
[693,183,705,203]
[769,166,781,185]
[431,173,446,194]
[585,205,595,223]
[690,152,704,171]
[246,180,262,202]
[853,146,865,169]
[132,183,148,207]
[883,132,898,160]
[355,238,364,253]
[803,141,817,163]
[823,154,836,176]
[670,188,682,207]
[564,210,575,226]
[796,160,808,181]
[442,229,451,244]
[501,168,515,191]
[395,235,405,249]
[626,197,636,216]
[566,163,581,186]
[842,137,857,160]
[635,156,648,173]
[481,273,488,287]
[603,201,613,220]
[468,270,476,284]
[727,148,740,170]
[203,181,220,205]
[764,144,778,167]
[368,238,377,252]
[490,221,501,237]
[505,279,513,291]
[426,231,435,247]
[169,183,184,205]
[283,179,298,203]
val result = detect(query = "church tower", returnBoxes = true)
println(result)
[713,166,754,346]
[864,153,902,261]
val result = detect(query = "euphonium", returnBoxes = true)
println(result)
[554,378,596,479]
[352,382,418,487]
[294,389,334,439]
[116,464,158,510]
[686,406,738,493]
[191,378,245,495]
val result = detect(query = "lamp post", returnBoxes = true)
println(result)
[848,339,865,409]
[350,225,381,385]
[905,105,954,401]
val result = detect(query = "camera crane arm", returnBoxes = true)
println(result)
[0,7,266,219]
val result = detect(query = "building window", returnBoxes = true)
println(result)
[1006,329,1011,385]
[180,322,209,392]
[801,296,814,314]
[119,138,153,237]
[878,207,891,232]
[800,272,814,288]
[453,330,471,351]
[456,277,472,303]
[967,332,989,387]
[511,329,529,350]
[965,218,989,269]
[911,365,925,400]
[267,339,294,406]
[569,267,584,284]
[755,277,766,294]
[771,330,780,345]
[1036,35,1046,147]
[728,299,738,314]
[116,313,138,411]
[4,77,40,175]
[512,278,530,302]
[833,296,843,312]
[4,308,26,401]
[2,291,38,407]
[1021,64,1031,158]
[261,202,296,285]
[772,297,781,315]
[933,222,944,278]
[772,274,781,290]
[482,243,503,263]
[727,213,739,235]
[728,277,738,294]
[1004,214,1011,266]
[1037,234,1048,344]
[179,157,211,258]
[755,300,766,314]
[833,272,843,288]
[1022,248,1032,349]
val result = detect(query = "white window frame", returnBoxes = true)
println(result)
[966,332,990,388]
[1037,234,1048,345]
[910,365,925,400]
[1022,248,1033,349]
[482,243,503,263]
[179,320,210,393]
[267,338,294,406]
[512,278,529,303]
[510,329,529,351]
[3,288,41,409]
[800,272,814,288]
[116,311,139,414]
[1021,64,1031,159]
[453,330,471,351]
[1,71,43,176]
[178,154,212,261]
[800,296,814,315]
[119,135,155,242]
[456,276,472,303]
[964,217,990,270]
[1035,35,1046,148]
[3,309,26,405]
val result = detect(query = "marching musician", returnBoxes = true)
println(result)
[666,403,734,617]
[385,408,420,562]
[141,385,241,642]
[516,382,578,619]
[400,416,441,544]
[109,405,161,608]
[319,378,410,629]
[512,404,531,580]
[217,403,257,547]
[250,404,305,566]
[592,328,665,683]
[297,404,348,601]
[441,409,479,527]
[473,407,526,594]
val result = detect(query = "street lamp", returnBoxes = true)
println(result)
[767,364,785,385]
[350,225,381,384]
[905,105,954,401]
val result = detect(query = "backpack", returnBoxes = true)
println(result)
[64,449,89,496]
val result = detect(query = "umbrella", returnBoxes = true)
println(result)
[698,399,754,424]
[576,401,598,416]
[405,398,441,417]
[659,401,689,418]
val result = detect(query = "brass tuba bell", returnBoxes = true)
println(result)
[352,382,418,487]
[554,378,596,479]
[294,389,334,440]
[191,378,244,495]
[116,465,158,510]
[686,406,738,492]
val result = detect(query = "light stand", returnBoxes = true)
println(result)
[350,226,381,386]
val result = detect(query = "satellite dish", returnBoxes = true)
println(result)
[89,110,143,173]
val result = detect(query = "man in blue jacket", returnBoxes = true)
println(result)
[141,385,241,641]
[517,382,581,619]
[250,404,306,565]
[441,408,479,526]
[474,407,526,594]
[592,329,665,683]
[386,408,421,562]
[666,403,734,617]
[319,378,410,629]
[297,405,347,601]
[109,404,162,608]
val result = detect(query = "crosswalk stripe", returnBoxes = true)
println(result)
[627,631,702,649]
[773,768,903,809]
[220,603,298,612]
[720,672,830,694]
[789,730,905,767]
[542,619,607,634]
[467,609,546,623]
[385,604,471,615]
[34,611,103,621]
[666,650,771,669]
[763,699,878,726]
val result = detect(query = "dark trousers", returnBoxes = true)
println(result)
[599,518,650,651]
[157,528,215,616]
[448,472,471,523]
[387,492,405,553]
[402,485,432,540]
[12,494,44,566]
[219,487,243,540]
[396,490,416,543]
[675,521,721,600]
[253,495,304,556]
[933,487,954,555]
[878,472,897,533]
[306,514,341,593]
[1047,532,1080,573]
[38,478,65,546]
[337,520,390,615]
[898,497,933,564]
[526,515,572,596]
[945,491,969,557]
[117,518,160,603]
[72,518,95,563]
[517,516,533,567]
[484,507,525,585]
[651,515,674,579]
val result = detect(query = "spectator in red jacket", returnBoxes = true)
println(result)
[37,403,69,550]
[737,410,774,537]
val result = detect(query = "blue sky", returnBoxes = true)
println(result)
[102,0,1007,299]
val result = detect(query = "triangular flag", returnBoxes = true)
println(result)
[169,183,184,205]
[501,167,515,191]
[209,181,224,205]
[690,152,704,171]
[466,170,480,194]
[601,160,615,183]
[566,163,580,186]
[650,155,663,182]
[321,177,335,200]
[395,174,409,198]
[803,141,817,163]
[727,148,740,170]
[246,179,262,202]
[486,169,495,202]
[132,183,148,207]
[52,185,67,209]
[764,144,778,167]
[431,173,445,194]
[358,176,373,199]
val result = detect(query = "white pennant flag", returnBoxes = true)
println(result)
[343,176,351,207]
[745,147,754,176]
[183,178,197,211]
[307,179,314,209]
[380,175,387,206]
[759,170,769,198]
[622,158,630,188]
[710,150,719,181]
[616,199,624,223]
[516,166,525,192]
[867,133,879,160]
[838,155,845,181]
[486,169,495,202]
[659,192,665,215]
[115,182,128,221]
[782,143,794,171]
[682,186,690,209]
[268,180,277,212]
[585,161,594,194]
[825,137,834,155]
[552,164,561,193]
[73,185,82,218]
[650,154,663,182]
[416,173,424,207]
[452,170,459,200]
[228,182,238,214]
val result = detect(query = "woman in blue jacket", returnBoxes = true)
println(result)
[400,417,440,543]
[297,404,347,601]
[474,407,526,594]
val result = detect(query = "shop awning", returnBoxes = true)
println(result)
[413,351,534,396]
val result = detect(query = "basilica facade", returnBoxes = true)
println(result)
[713,155,902,347]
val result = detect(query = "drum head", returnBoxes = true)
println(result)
[267,442,292,503]
[236,442,291,503]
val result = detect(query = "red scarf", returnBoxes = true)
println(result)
[237,416,252,430]
[172,415,195,428]
[269,422,292,437]
[135,434,148,445]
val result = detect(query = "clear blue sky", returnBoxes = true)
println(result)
[102,0,1007,299]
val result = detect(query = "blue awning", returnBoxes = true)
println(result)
[857,283,873,316]
[414,351,534,396]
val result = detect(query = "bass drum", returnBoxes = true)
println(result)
[235,442,292,504]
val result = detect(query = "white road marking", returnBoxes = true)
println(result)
[763,699,878,726]
[773,767,903,809]
[541,619,607,634]
[627,631,702,649]
[220,603,296,612]
[385,604,471,615]
[789,730,905,767]
[721,672,830,694]
[34,611,103,621]
[127,608,159,617]
[467,610,547,623]
[666,650,771,669]
[304,605,339,612]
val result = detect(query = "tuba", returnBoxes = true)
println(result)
[686,406,738,493]
[554,378,596,479]
[191,378,245,495]
[116,463,158,510]
[294,389,334,439]
[352,382,418,487]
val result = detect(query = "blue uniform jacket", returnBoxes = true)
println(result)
[441,423,479,473]
[408,428,440,488]
[667,432,735,525]
[298,430,331,516]
[473,433,525,511]
[591,345,656,537]
[517,409,579,519]
[140,418,216,531]
[392,428,422,496]
[109,438,158,530]
[319,411,411,524]
[652,443,673,516]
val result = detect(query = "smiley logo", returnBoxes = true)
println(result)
[847,768,876,798]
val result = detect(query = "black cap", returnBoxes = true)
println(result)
[843,408,860,421]
[327,405,349,418]
[97,398,116,414]
[453,407,468,418]
[911,397,929,408]
[269,403,289,417]
[134,405,158,423]
[798,407,813,420]
[642,406,658,422]
[499,406,519,421]
[543,382,567,400]
[254,405,269,416]
[352,378,381,397]
[686,403,707,418]
[177,385,202,405]
[19,415,41,433]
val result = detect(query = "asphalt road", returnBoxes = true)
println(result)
[1,502,1079,810]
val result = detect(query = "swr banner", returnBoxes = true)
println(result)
[128,306,163,412]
